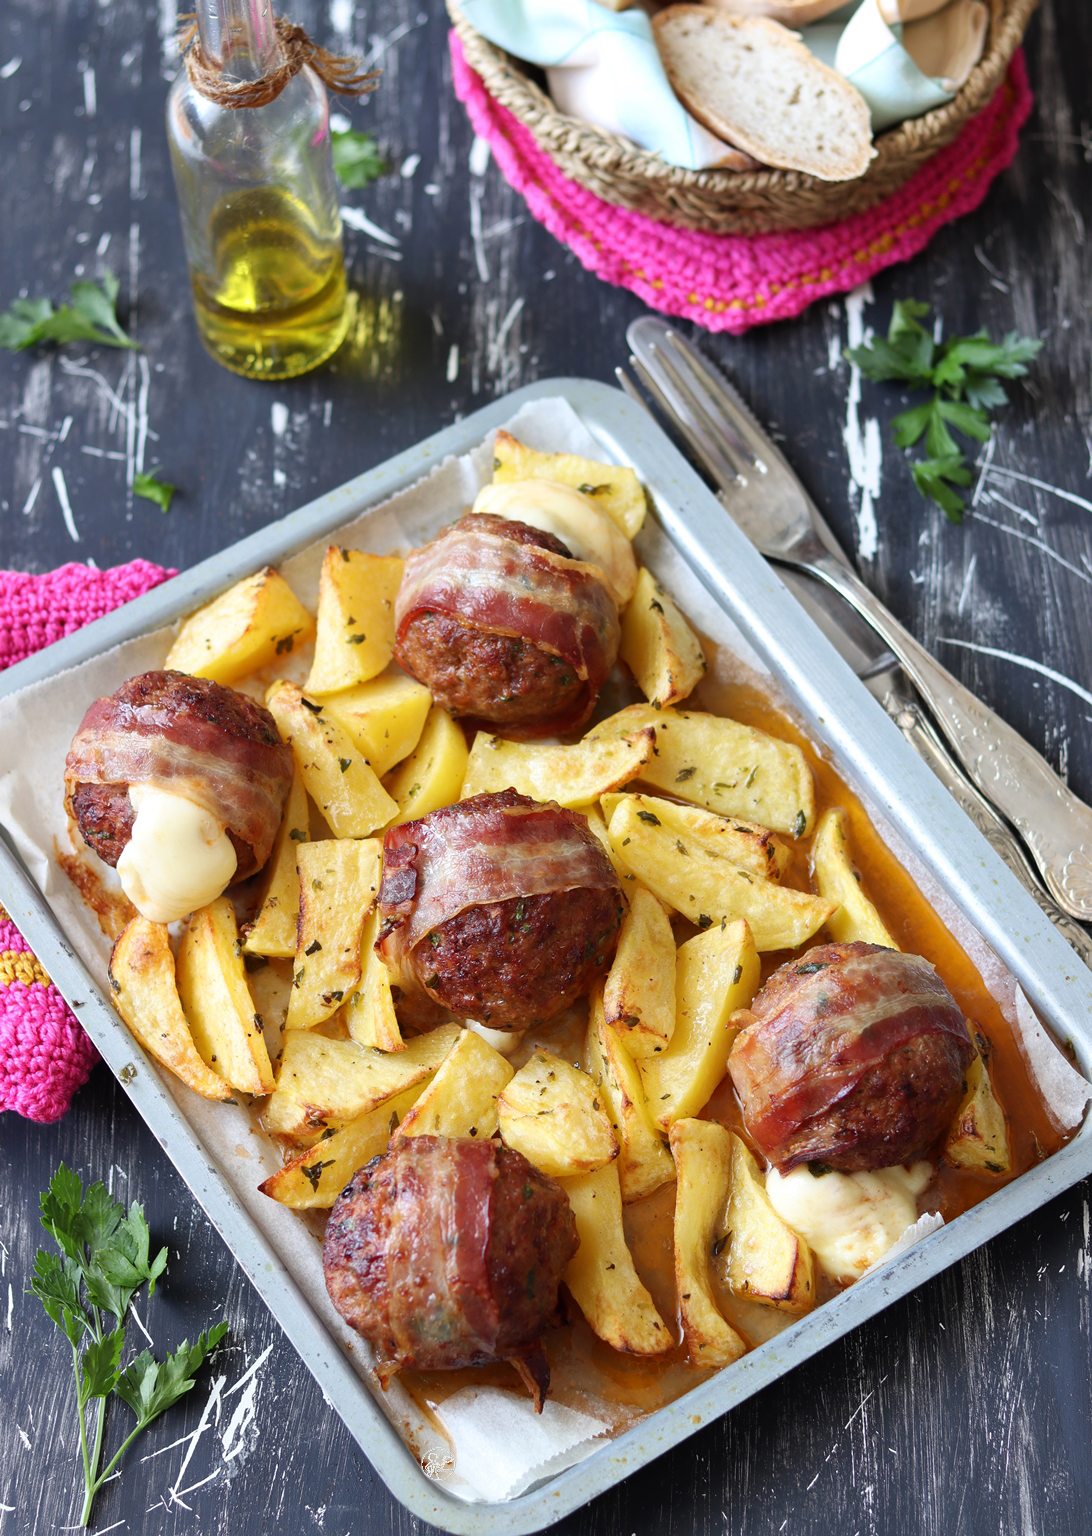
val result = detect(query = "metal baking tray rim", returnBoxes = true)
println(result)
[2,377,1090,1535]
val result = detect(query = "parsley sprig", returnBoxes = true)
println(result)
[133,470,178,513]
[0,271,136,352]
[30,1164,227,1528]
[332,126,387,189]
[845,300,1042,522]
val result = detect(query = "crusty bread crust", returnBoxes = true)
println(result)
[653,7,875,182]
[706,0,855,24]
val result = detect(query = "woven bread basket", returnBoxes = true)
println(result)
[448,0,1038,235]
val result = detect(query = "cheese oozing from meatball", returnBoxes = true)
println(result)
[471,479,637,606]
[465,1019,525,1056]
[116,785,237,923]
[766,1161,934,1284]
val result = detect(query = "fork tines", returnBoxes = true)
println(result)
[621,318,772,495]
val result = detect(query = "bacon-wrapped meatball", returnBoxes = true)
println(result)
[394,513,621,736]
[728,942,975,1173]
[323,1135,578,1408]
[377,789,623,1031]
[65,670,293,922]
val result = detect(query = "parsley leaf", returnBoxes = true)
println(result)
[133,471,177,513]
[115,1325,228,1424]
[912,456,974,522]
[81,1327,125,1401]
[846,300,1041,523]
[30,1249,85,1338]
[39,1163,87,1258]
[88,1201,169,1322]
[938,399,991,442]
[332,128,387,189]
[28,1163,226,1527]
[890,401,933,449]
[0,271,136,351]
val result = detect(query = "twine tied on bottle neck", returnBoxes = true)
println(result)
[178,14,378,109]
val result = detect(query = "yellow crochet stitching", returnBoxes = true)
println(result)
[0,949,52,988]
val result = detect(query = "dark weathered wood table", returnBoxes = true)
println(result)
[2,1,1090,1531]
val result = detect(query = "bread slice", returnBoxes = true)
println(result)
[653,7,875,182]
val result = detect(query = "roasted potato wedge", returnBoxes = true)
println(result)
[398,1029,514,1141]
[384,704,470,826]
[317,671,432,777]
[561,1163,672,1355]
[812,807,898,949]
[603,886,675,1059]
[244,768,310,958]
[640,918,760,1132]
[597,704,815,837]
[620,566,705,710]
[461,727,654,808]
[176,897,275,1095]
[943,1048,1012,1173]
[669,1120,748,1367]
[587,991,675,1202]
[497,1049,618,1177]
[263,1023,461,1146]
[606,797,834,950]
[266,680,397,838]
[109,917,233,1101]
[259,1084,423,1209]
[492,429,647,540]
[600,793,791,883]
[286,839,382,1031]
[723,1133,816,1313]
[305,547,404,696]
[340,906,403,1053]
[165,566,315,685]
[583,802,637,887]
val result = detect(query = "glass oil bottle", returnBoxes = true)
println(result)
[167,0,350,380]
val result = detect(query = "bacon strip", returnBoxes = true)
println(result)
[64,674,293,875]
[395,519,620,735]
[385,1137,500,1370]
[728,944,974,1159]
[377,789,620,970]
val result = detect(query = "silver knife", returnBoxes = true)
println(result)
[621,315,1092,925]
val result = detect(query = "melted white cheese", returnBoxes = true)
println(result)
[766,1161,935,1284]
[465,1019,524,1056]
[471,479,638,606]
[116,785,237,924]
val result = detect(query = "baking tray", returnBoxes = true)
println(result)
[2,378,1091,1534]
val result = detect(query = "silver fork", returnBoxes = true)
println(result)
[619,314,1092,928]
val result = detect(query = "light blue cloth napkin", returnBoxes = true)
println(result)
[460,0,731,170]
[803,1,955,133]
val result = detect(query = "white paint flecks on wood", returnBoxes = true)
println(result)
[938,637,1092,708]
[842,282,882,562]
[51,465,78,541]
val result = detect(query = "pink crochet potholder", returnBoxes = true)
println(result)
[0,559,175,1123]
[450,36,1033,333]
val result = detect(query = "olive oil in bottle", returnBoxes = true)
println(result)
[189,187,349,379]
[167,0,352,381]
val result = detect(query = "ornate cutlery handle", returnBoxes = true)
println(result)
[799,551,1092,922]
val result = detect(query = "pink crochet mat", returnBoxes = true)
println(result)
[0,559,175,1123]
[451,36,1033,333]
